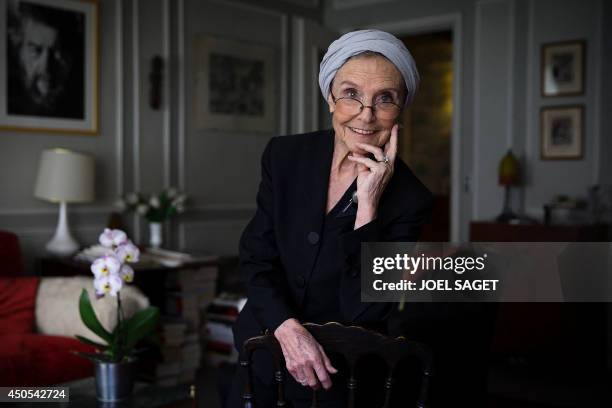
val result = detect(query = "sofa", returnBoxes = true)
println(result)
[0,230,149,386]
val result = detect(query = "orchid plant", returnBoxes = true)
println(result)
[77,228,159,363]
[116,187,187,223]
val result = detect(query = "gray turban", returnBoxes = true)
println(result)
[318,29,419,106]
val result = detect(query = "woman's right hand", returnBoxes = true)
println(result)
[274,318,338,390]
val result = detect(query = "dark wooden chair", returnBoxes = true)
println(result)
[240,322,433,407]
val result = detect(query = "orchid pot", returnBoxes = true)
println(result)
[76,228,159,402]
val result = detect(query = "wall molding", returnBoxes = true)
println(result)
[473,2,482,219]
[525,0,535,186]
[13,224,105,237]
[506,0,515,149]
[293,17,306,134]
[0,206,113,216]
[162,0,172,188]
[115,0,124,195]
[280,13,289,135]
[177,0,186,190]
[332,0,393,11]
[132,0,141,242]
[360,13,463,242]
[593,0,602,185]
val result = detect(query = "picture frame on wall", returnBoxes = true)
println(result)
[540,105,584,160]
[193,35,276,133]
[541,40,585,97]
[0,0,99,134]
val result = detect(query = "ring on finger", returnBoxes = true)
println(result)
[377,155,390,164]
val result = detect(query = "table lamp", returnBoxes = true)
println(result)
[496,149,520,223]
[34,149,95,256]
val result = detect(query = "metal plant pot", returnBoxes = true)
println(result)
[94,358,135,402]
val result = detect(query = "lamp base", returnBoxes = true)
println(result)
[46,202,79,257]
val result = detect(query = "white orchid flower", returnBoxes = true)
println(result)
[118,264,135,283]
[175,204,185,214]
[99,228,128,248]
[125,192,139,205]
[115,241,140,263]
[137,204,149,215]
[91,254,121,278]
[94,273,123,297]
[149,196,161,208]
[114,199,127,212]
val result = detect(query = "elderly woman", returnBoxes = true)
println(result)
[227,29,433,407]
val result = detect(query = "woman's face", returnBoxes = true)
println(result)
[327,55,404,154]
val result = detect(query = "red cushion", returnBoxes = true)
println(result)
[0,277,39,335]
[0,334,95,386]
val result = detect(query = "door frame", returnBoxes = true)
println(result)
[344,14,463,242]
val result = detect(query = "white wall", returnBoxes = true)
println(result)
[0,0,321,273]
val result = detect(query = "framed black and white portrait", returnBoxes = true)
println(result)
[541,105,583,160]
[193,35,276,133]
[541,40,585,97]
[0,0,98,134]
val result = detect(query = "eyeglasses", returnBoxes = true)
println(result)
[330,90,401,120]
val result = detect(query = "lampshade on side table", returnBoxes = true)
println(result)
[34,149,95,256]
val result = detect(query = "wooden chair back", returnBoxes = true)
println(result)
[240,322,433,407]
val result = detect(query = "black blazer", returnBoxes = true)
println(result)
[233,129,433,355]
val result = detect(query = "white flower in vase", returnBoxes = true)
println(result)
[125,192,139,205]
[149,196,160,208]
[136,203,149,216]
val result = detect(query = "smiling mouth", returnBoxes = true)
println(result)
[348,127,378,135]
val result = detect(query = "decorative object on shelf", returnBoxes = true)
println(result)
[540,105,583,160]
[149,55,163,110]
[77,228,159,402]
[588,185,612,224]
[496,149,520,223]
[116,188,187,248]
[193,35,276,132]
[541,39,585,97]
[543,195,589,226]
[34,148,95,256]
[0,0,99,134]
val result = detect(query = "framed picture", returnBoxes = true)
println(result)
[193,35,276,133]
[0,0,99,134]
[541,40,585,97]
[540,105,584,160]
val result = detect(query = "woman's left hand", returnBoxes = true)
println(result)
[347,123,398,226]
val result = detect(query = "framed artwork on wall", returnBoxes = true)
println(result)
[0,0,99,134]
[540,105,584,160]
[193,35,276,133]
[541,40,585,97]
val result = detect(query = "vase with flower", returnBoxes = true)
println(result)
[116,187,187,248]
[77,228,159,402]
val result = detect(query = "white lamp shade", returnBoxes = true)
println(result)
[34,149,95,203]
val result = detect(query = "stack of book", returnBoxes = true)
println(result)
[142,319,186,386]
[145,265,218,384]
[202,293,247,366]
